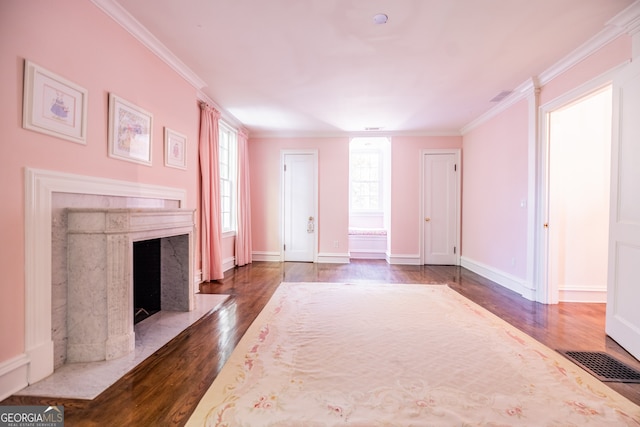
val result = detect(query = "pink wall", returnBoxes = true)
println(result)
[462,101,529,277]
[0,1,202,363]
[390,136,463,256]
[249,135,463,259]
[461,35,631,281]
[249,137,350,256]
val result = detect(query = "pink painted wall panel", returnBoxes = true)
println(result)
[390,136,462,256]
[0,1,200,362]
[249,137,349,255]
[461,35,632,282]
[462,101,529,277]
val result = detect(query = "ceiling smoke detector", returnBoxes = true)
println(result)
[373,13,388,25]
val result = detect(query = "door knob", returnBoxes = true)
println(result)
[425,217,431,222]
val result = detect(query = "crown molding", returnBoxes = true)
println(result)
[90,0,207,90]
[608,0,640,35]
[460,77,538,135]
[461,1,640,135]
[196,91,244,130]
[248,129,462,140]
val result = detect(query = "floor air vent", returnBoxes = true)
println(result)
[560,351,640,383]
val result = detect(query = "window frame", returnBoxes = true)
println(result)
[349,141,385,214]
[218,120,238,235]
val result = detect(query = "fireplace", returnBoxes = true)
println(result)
[66,208,194,363]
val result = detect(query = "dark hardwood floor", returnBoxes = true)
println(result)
[3,260,639,425]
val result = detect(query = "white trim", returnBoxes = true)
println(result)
[89,0,245,130]
[348,251,387,260]
[197,92,244,131]
[525,82,541,303]
[387,253,421,265]
[558,288,607,303]
[23,168,187,386]
[89,0,206,90]
[222,256,236,273]
[420,149,462,266]
[535,65,625,304]
[461,79,535,134]
[0,354,30,401]
[460,1,640,135]
[250,130,462,139]
[461,256,534,300]
[251,251,281,262]
[316,253,351,264]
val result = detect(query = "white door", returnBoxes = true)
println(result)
[606,60,640,360]
[282,152,317,262]
[423,152,459,265]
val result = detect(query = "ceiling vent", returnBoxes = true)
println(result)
[490,90,513,103]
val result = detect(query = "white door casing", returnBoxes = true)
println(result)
[606,58,640,360]
[535,64,625,304]
[282,151,318,262]
[422,150,460,265]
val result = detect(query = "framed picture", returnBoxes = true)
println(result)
[22,60,88,144]
[108,94,153,166]
[164,127,187,169]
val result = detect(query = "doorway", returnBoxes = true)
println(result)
[545,86,612,303]
[421,149,461,265]
[281,150,318,262]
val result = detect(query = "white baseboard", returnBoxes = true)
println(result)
[559,287,607,303]
[349,251,387,260]
[0,354,29,401]
[317,253,350,264]
[222,256,236,273]
[387,253,421,265]
[252,251,281,262]
[461,256,532,300]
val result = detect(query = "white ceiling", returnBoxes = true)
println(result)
[108,0,635,136]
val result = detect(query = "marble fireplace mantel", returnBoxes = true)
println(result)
[66,208,195,362]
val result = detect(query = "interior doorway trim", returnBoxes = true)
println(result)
[419,149,461,266]
[535,65,625,304]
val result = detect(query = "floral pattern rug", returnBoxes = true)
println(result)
[187,282,640,426]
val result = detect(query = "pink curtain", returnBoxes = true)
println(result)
[236,129,252,266]
[199,103,224,281]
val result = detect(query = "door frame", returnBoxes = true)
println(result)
[420,149,461,265]
[280,149,319,262]
[534,66,624,304]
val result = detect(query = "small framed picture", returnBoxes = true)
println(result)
[164,127,187,169]
[22,60,88,144]
[108,93,153,166]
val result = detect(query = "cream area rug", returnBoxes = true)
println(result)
[187,283,640,426]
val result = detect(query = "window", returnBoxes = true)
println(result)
[219,121,237,233]
[349,137,388,212]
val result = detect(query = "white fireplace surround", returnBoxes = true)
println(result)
[3,168,193,397]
